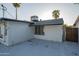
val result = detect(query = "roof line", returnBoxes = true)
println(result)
[73,16,79,26]
[0,18,33,23]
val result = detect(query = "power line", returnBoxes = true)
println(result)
[1,4,7,18]
[0,4,14,18]
[6,10,14,18]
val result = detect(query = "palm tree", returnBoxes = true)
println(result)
[52,10,60,19]
[12,3,21,20]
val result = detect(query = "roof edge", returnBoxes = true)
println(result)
[73,16,79,26]
[0,18,33,23]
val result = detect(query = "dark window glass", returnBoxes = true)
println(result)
[35,25,44,35]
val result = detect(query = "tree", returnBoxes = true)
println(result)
[52,10,60,19]
[12,3,21,20]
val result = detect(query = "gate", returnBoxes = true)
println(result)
[66,27,78,42]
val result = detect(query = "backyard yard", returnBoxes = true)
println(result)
[0,39,79,56]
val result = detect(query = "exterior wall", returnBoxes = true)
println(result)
[75,22,79,42]
[34,25,63,42]
[7,21,33,46]
[0,21,8,46]
[75,21,79,28]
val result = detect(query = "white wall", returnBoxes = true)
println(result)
[0,22,8,46]
[75,21,79,28]
[34,25,63,42]
[0,20,63,46]
[7,21,33,46]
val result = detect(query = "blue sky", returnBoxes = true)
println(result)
[0,3,79,25]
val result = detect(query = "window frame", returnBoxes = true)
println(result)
[35,25,44,35]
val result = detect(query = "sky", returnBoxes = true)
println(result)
[0,3,79,25]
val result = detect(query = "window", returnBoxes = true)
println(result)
[35,25,44,35]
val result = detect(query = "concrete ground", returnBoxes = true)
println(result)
[0,39,79,56]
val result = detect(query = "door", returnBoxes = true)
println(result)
[66,27,78,42]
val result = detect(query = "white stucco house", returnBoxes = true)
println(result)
[0,16,64,46]
[0,18,33,46]
[31,16,64,42]
[74,16,79,42]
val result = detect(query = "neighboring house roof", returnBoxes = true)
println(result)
[32,18,64,26]
[74,16,79,26]
[0,18,32,23]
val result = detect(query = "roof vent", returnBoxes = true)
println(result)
[31,15,39,22]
